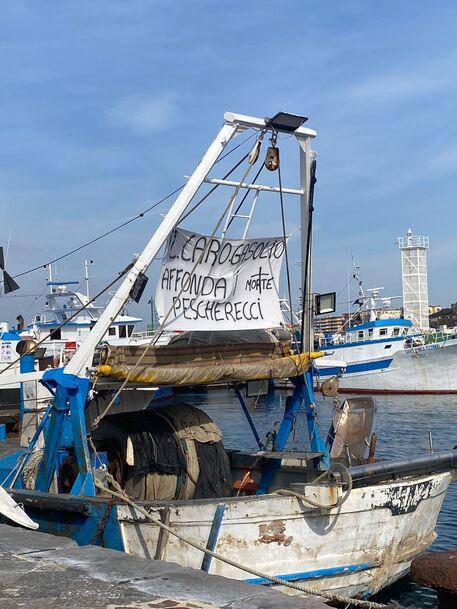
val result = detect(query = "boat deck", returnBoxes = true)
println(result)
[0,523,327,609]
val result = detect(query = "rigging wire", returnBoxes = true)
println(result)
[277,152,300,354]
[4,131,256,284]
[10,186,184,282]
[299,159,317,354]
[223,161,265,234]
[177,152,250,224]
[0,131,259,379]
[0,264,133,378]
[90,136,264,431]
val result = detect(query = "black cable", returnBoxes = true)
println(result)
[277,157,299,354]
[11,186,185,281]
[178,153,250,224]
[1,132,260,377]
[300,159,317,353]
[0,263,132,377]
[7,131,257,283]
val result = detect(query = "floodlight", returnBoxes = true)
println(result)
[264,112,308,134]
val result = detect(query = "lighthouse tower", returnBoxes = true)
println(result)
[397,228,430,330]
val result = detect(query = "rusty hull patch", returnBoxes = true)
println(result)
[258,520,293,546]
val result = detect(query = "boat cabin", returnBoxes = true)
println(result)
[345,318,413,344]
[25,281,141,356]
[322,318,413,347]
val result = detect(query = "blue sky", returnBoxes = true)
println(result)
[1,1,457,327]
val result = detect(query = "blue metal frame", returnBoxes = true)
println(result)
[256,371,329,494]
[234,387,264,450]
[201,503,226,572]
[32,368,96,496]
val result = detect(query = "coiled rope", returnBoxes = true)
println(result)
[95,473,391,609]
[274,462,353,509]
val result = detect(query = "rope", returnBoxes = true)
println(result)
[95,473,389,609]
[22,449,58,492]
[274,462,353,509]
[90,136,265,431]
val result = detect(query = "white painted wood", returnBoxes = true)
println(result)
[117,471,451,598]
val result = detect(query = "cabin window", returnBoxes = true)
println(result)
[380,328,387,336]
[393,328,400,336]
[384,344,392,349]
[402,328,409,335]
[358,331,364,340]
[119,325,127,338]
[368,328,373,338]
[108,327,116,336]
[49,328,61,340]
[128,325,134,337]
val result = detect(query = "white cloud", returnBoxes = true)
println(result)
[107,92,179,134]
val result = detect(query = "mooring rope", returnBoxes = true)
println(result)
[273,462,353,509]
[95,473,391,609]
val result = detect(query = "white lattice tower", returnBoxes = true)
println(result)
[397,228,430,330]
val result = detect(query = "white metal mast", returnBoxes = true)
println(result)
[64,112,317,378]
[397,228,430,330]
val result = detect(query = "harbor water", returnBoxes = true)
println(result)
[170,387,457,608]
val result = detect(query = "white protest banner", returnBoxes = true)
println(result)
[155,228,286,331]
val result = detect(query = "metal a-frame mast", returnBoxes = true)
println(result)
[19,112,326,496]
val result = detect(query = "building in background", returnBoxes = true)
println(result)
[314,314,348,335]
[428,305,442,315]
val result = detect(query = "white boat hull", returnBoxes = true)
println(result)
[317,339,457,394]
[116,471,451,598]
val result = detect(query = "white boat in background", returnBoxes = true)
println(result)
[0,269,143,409]
[315,280,457,394]
[23,262,143,363]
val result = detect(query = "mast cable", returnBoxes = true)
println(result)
[0,266,132,378]
[299,159,317,353]
[224,162,265,233]
[277,154,299,354]
[91,138,264,431]
[4,133,256,283]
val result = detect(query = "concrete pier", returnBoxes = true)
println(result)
[0,523,329,609]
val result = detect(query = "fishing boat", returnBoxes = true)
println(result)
[0,111,456,605]
[22,261,143,361]
[315,273,457,394]
[0,265,176,414]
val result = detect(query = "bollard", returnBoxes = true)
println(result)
[411,550,457,608]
